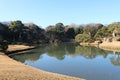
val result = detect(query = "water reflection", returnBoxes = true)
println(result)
[45,44,66,60]
[75,46,108,59]
[110,54,120,66]
[10,47,45,63]
[10,43,120,66]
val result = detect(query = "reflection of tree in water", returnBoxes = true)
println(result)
[75,46,108,59]
[10,47,45,63]
[11,43,115,63]
[45,44,66,60]
[110,53,120,66]
[44,43,109,60]
[45,43,76,60]
[64,43,76,54]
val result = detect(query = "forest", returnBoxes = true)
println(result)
[0,20,120,51]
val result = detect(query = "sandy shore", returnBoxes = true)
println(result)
[0,45,84,80]
[80,42,99,47]
[7,45,34,52]
[99,41,120,52]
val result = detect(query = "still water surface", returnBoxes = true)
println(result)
[10,43,120,80]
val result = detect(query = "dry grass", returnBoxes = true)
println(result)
[7,45,33,51]
[99,41,120,52]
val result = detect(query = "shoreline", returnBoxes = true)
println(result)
[99,41,120,52]
[80,41,120,52]
[0,45,84,80]
[6,45,37,56]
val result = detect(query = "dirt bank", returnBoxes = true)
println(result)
[80,42,99,47]
[7,45,34,51]
[99,41,120,52]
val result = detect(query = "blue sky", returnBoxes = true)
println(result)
[0,0,120,28]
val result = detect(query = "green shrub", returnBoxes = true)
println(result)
[75,34,91,43]
[0,40,8,51]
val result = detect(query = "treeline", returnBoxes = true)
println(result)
[0,21,47,44]
[0,20,120,51]
[75,22,120,43]
[45,22,120,43]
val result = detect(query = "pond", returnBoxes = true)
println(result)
[10,43,120,80]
